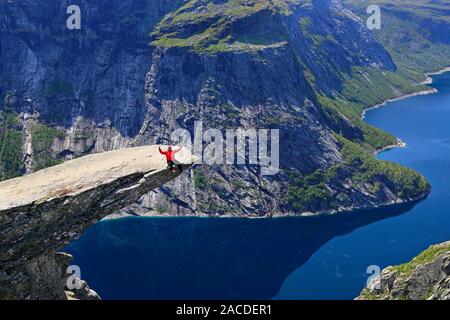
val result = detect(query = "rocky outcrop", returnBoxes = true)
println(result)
[0,145,195,299]
[357,241,450,300]
[0,0,426,218]
[117,0,419,217]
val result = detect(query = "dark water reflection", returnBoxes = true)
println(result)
[65,72,450,300]
[65,202,418,300]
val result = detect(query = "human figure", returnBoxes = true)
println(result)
[158,145,183,172]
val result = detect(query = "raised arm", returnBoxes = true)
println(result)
[173,146,183,154]
[158,146,165,155]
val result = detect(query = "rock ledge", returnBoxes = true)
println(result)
[0,145,195,299]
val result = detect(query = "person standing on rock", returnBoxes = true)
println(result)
[159,145,183,172]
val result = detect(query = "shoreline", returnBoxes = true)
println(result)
[105,66,450,222]
[421,66,450,85]
[373,139,406,156]
[362,66,450,154]
[361,88,437,121]
[361,66,450,121]
[104,187,430,220]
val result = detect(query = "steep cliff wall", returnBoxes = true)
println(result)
[0,145,195,299]
[133,0,428,217]
[0,0,431,217]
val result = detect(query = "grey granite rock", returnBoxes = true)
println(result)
[0,145,195,299]
[357,241,450,300]
[0,0,412,218]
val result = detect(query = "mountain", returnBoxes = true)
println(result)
[357,241,450,300]
[344,0,450,79]
[0,0,440,217]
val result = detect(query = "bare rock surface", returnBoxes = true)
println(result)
[357,241,450,300]
[0,145,192,211]
[0,145,195,299]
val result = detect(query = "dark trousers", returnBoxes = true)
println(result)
[167,160,183,172]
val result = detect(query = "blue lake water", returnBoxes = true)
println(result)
[65,71,450,300]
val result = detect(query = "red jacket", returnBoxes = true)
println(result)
[159,146,181,161]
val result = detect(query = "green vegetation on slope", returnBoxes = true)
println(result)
[285,170,332,211]
[359,242,450,300]
[344,0,450,80]
[339,136,429,199]
[333,1,450,151]
[319,66,431,151]
[391,242,450,277]
[318,94,397,151]
[285,136,430,212]
[151,0,293,54]
[342,67,428,111]
[193,167,208,190]
[31,123,65,171]
[151,0,438,213]
[1,0,442,216]
[0,112,23,181]
[296,0,450,213]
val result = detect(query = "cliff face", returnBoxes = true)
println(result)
[133,0,398,216]
[358,241,450,300]
[0,0,430,217]
[0,145,195,299]
[0,0,185,143]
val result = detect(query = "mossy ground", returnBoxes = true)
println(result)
[31,123,65,171]
[151,0,293,54]
[151,0,439,213]
[285,136,430,212]
[345,0,450,78]
[392,243,450,277]
[0,112,23,181]
[359,242,450,300]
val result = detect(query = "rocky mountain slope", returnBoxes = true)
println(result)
[357,241,450,300]
[0,145,195,299]
[344,0,450,80]
[0,0,440,217]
